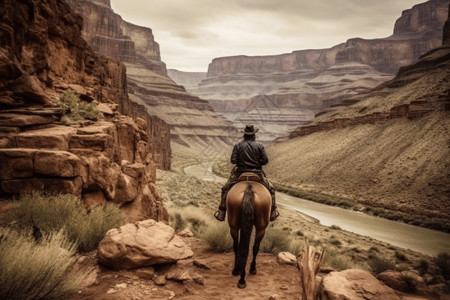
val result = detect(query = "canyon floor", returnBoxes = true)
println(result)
[71,168,438,300]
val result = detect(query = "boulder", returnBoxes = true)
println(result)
[277,251,297,266]
[320,269,400,300]
[377,270,408,292]
[97,219,193,269]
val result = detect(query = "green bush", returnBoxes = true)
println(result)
[168,206,209,237]
[0,229,84,300]
[3,192,123,252]
[323,251,357,271]
[58,90,103,124]
[368,255,395,274]
[200,221,233,252]
[260,226,292,255]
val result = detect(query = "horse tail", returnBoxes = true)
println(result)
[235,183,254,275]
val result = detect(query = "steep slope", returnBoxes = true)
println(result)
[0,0,169,222]
[266,11,450,224]
[68,0,236,158]
[176,0,449,142]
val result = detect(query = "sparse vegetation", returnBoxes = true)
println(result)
[260,225,293,255]
[200,221,233,252]
[57,90,103,124]
[322,250,368,271]
[434,251,450,280]
[0,229,84,300]
[368,255,395,274]
[2,192,123,252]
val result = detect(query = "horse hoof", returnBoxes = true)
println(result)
[250,269,257,275]
[237,282,246,289]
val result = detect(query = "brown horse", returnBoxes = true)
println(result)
[226,177,271,289]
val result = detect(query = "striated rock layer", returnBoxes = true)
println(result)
[178,0,449,142]
[0,0,169,222]
[266,15,450,223]
[68,0,236,157]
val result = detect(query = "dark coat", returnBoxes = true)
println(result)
[230,137,268,173]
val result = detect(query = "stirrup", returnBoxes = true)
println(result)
[270,209,279,221]
[214,210,226,221]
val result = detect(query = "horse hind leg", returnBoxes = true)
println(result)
[231,228,240,276]
[250,230,265,275]
[237,269,246,289]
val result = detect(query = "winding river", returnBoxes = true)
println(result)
[184,163,450,256]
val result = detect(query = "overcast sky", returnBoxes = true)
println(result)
[110,0,426,72]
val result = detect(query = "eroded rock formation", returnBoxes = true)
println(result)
[0,0,169,222]
[68,0,236,157]
[176,0,449,142]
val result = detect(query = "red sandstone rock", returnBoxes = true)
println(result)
[97,219,193,270]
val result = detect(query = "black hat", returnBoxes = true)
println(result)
[243,125,258,135]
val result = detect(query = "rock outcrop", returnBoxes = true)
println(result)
[178,0,449,142]
[97,219,193,270]
[68,0,236,157]
[319,269,400,300]
[0,0,169,222]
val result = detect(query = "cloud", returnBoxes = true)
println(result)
[110,0,426,71]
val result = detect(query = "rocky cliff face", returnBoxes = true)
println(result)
[69,0,236,158]
[66,0,166,75]
[183,0,449,142]
[0,0,168,222]
[266,13,450,222]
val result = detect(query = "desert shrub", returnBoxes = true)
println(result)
[368,255,395,274]
[260,226,292,255]
[329,238,342,247]
[416,258,430,275]
[322,251,367,271]
[295,230,304,237]
[330,225,342,230]
[199,221,233,252]
[0,229,84,300]
[58,90,103,124]
[289,240,305,256]
[434,251,450,280]
[395,250,408,262]
[168,206,209,237]
[169,213,186,232]
[3,192,123,252]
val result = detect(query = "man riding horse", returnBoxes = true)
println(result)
[214,125,279,222]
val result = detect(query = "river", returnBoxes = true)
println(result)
[184,162,450,256]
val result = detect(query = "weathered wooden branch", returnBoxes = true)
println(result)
[297,245,324,300]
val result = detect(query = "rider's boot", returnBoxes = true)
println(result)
[270,188,279,221]
[214,188,227,221]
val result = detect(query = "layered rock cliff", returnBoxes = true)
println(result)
[0,0,168,222]
[68,0,236,158]
[266,9,450,224]
[178,0,449,142]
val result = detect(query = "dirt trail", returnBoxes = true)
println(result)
[72,236,303,300]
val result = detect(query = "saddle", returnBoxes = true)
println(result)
[238,172,261,182]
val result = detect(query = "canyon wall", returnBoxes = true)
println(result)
[174,0,449,142]
[68,0,236,158]
[0,0,168,222]
[266,14,450,222]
